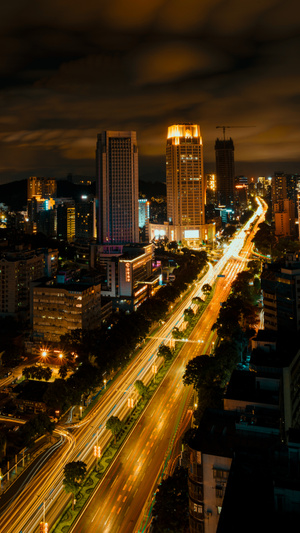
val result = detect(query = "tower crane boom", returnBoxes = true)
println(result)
[216,125,256,140]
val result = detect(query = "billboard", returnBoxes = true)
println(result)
[184,229,199,238]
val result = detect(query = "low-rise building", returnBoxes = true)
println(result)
[93,243,160,311]
[32,278,102,342]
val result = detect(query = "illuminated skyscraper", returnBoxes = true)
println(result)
[215,137,235,209]
[166,124,206,246]
[96,131,139,244]
[27,176,57,200]
[27,176,57,234]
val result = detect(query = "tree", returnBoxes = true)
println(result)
[59,365,68,379]
[192,296,203,305]
[157,344,173,364]
[22,413,55,446]
[202,283,212,296]
[134,380,148,399]
[231,271,255,303]
[22,365,52,381]
[42,366,53,381]
[172,327,184,340]
[247,260,261,276]
[22,366,36,380]
[106,416,122,443]
[183,355,216,390]
[63,461,87,510]
[151,467,189,533]
[184,308,194,323]
[43,378,77,412]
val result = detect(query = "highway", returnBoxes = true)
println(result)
[0,197,267,533]
[69,198,267,533]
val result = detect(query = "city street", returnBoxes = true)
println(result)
[0,198,267,533]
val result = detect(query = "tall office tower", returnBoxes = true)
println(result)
[27,176,57,234]
[56,201,75,242]
[214,137,235,209]
[96,131,139,244]
[75,195,97,241]
[166,124,205,245]
[271,172,287,211]
[274,199,295,237]
[261,251,300,332]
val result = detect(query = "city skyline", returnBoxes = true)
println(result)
[0,1,300,185]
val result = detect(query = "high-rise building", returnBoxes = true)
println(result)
[271,172,287,212]
[138,199,150,229]
[274,199,295,237]
[261,252,300,332]
[215,137,235,209]
[205,173,217,205]
[96,131,139,245]
[27,176,57,234]
[27,176,57,200]
[56,200,75,242]
[166,123,207,246]
[0,248,58,316]
[75,195,97,241]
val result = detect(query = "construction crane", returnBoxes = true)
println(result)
[216,125,256,140]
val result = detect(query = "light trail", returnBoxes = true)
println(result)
[0,197,267,533]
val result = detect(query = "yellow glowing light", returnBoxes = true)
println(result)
[167,124,200,140]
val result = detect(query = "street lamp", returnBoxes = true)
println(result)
[127,397,134,408]
[93,429,101,470]
[79,406,83,419]
[152,364,157,382]
[103,379,107,389]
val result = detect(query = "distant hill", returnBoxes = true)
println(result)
[0,179,27,210]
[139,180,166,198]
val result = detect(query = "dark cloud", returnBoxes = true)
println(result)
[0,0,299,184]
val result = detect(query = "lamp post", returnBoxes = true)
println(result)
[152,364,158,382]
[93,431,101,471]
[127,397,134,408]
[192,403,198,428]
[103,379,107,390]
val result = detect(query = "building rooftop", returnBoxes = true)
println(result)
[224,369,280,407]
[188,408,279,458]
[253,328,278,344]
[251,338,299,370]
[14,380,49,402]
[34,279,100,292]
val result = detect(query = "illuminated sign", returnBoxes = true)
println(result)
[125,262,131,283]
[154,229,166,237]
[184,230,199,238]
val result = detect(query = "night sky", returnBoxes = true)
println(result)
[0,0,300,185]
